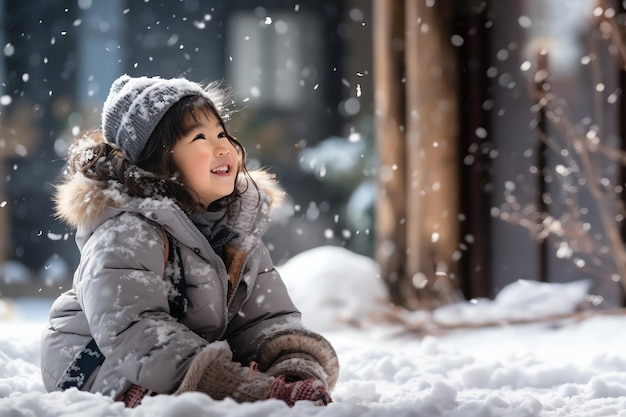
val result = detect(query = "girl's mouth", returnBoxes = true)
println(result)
[210,164,230,175]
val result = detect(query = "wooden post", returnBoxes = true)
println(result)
[457,1,491,299]
[534,49,549,282]
[0,160,6,265]
[404,0,461,309]
[374,0,461,310]
[373,0,408,306]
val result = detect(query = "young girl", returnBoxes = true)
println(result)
[41,75,339,407]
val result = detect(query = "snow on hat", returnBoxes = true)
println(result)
[101,74,214,163]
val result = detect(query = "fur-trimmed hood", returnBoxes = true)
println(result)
[54,148,285,253]
[54,168,284,232]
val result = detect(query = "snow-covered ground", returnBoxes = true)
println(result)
[1,246,626,417]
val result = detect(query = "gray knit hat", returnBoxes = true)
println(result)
[102,74,221,163]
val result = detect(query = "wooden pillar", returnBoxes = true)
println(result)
[404,0,461,309]
[457,1,491,299]
[0,160,6,265]
[621,0,626,304]
[374,0,461,310]
[533,49,549,283]
[373,0,408,306]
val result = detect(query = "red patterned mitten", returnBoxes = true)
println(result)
[269,376,332,406]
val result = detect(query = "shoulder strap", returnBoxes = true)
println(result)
[162,226,169,272]
[163,229,188,321]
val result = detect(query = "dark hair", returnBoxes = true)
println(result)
[65,94,254,214]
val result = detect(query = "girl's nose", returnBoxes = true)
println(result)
[215,145,230,156]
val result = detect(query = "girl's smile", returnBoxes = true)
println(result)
[210,164,231,175]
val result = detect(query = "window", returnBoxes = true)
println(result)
[227,12,322,109]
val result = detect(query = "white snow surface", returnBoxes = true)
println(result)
[1,245,626,417]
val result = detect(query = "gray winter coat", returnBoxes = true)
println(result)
[41,165,309,398]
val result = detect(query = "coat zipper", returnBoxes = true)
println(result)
[167,209,232,333]
[217,249,253,340]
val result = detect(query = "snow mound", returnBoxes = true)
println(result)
[433,279,591,326]
[278,246,388,332]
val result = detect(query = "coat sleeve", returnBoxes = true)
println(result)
[223,243,302,364]
[76,214,206,393]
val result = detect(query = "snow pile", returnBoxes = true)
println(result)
[278,245,388,331]
[431,279,592,326]
[1,245,626,417]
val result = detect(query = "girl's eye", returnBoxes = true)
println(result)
[192,133,206,141]
[217,132,226,139]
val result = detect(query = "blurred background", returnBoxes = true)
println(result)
[0,0,375,298]
[1,0,625,310]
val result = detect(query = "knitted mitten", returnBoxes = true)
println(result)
[270,376,332,406]
[175,341,275,402]
[258,329,340,390]
[265,352,326,382]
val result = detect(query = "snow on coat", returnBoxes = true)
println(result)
[40,146,306,398]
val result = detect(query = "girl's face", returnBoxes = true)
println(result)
[172,112,238,208]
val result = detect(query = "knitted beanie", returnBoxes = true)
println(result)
[101,74,217,163]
